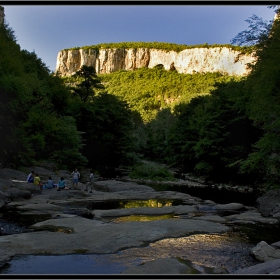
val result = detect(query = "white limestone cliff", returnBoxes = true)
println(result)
[55,47,256,76]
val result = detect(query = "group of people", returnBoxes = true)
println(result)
[27,171,58,190]
[26,168,96,193]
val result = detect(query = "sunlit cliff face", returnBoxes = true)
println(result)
[56,47,256,77]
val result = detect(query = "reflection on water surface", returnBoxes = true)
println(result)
[87,198,182,210]
[119,199,175,208]
[1,232,260,274]
[111,214,177,222]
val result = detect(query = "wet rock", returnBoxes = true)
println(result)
[212,267,229,274]
[234,259,280,274]
[121,257,194,274]
[0,191,11,204]
[0,168,27,181]
[198,205,217,212]
[257,189,280,218]
[271,241,280,249]
[51,213,77,219]
[224,211,279,224]
[10,182,41,194]
[0,220,29,235]
[0,200,5,209]
[0,251,13,268]
[204,200,216,205]
[93,206,174,219]
[15,202,64,215]
[173,205,199,215]
[0,216,229,256]
[180,198,202,206]
[0,178,13,189]
[250,241,280,262]
[193,215,227,223]
[63,208,94,219]
[270,268,280,274]
[214,203,245,211]
[89,183,112,192]
[6,188,32,200]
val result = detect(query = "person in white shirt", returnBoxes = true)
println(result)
[85,170,95,193]
[71,168,80,190]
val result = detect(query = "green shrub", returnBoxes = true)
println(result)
[129,162,176,181]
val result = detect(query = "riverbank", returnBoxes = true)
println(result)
[1,166,280,274]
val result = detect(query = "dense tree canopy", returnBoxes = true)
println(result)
[238,13,280,186]
[0,22,135,172]
[99,68,240,122]
[0,22,87,168]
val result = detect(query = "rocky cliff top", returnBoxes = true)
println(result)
[55,45,256,77]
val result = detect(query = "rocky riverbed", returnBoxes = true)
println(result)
[1,166,280,275]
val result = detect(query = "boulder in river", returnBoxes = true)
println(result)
[250,241,280,262]
[257,189,280,218]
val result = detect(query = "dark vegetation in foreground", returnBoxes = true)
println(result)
[1,9,280,191]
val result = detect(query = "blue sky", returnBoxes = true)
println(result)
[2,4,276,72]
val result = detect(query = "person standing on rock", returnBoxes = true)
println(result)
[85,170,95,193]
[71,168,80,190]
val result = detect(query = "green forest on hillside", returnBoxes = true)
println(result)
[1,8,280,189]
[99,69,242,122]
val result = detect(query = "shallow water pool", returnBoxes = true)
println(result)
[1,232,260,275]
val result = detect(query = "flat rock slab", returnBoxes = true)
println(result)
[4,185,200,213]
[224,211,279,224]
[172,205,199,215]
[0,216,229,258]
[214,203,245,211]
[192,215,227,223]
[93,206,175,218]
[121,257,193,274]
[16,203,63,214]
[3,182,41,194]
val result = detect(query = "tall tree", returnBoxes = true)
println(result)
[71,65,104,102]
[230,14,273,46]
[239,10,280,185]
